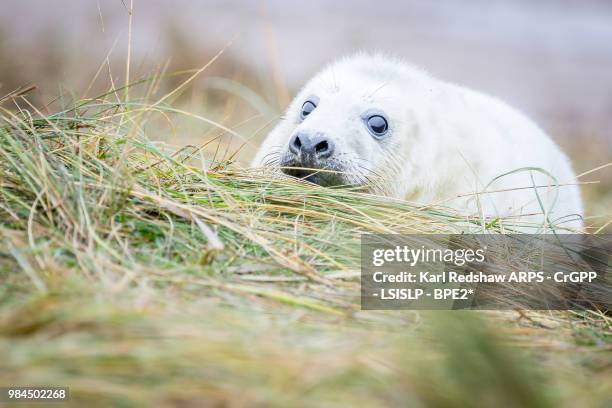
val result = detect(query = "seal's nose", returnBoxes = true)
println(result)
[289,133,334,160]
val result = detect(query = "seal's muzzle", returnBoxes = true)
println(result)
[281,132,344,186]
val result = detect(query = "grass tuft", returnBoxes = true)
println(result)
[0,96,610,407]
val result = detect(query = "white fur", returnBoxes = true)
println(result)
[253,54,584,231]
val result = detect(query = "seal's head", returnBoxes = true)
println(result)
[252,54,434,195]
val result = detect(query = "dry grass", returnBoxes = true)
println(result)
[0,84,610,407]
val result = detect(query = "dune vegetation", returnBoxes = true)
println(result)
[0,71,610,407]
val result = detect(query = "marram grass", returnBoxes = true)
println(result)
[0,98,610,407]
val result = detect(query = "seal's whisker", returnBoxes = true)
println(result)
[260,149,283,167]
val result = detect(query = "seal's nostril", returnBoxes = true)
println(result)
[315,140,328,154]
[289,133,333,159]
[314,138,334,159]
[289,134,302,155]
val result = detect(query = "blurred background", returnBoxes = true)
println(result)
[1,0,611,225]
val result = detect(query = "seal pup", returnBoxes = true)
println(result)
[252,54,584,231]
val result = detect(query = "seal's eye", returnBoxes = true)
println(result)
[301,100,316,119]
[366,115,388,136]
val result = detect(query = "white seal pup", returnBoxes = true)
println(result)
[252,54,584,231]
